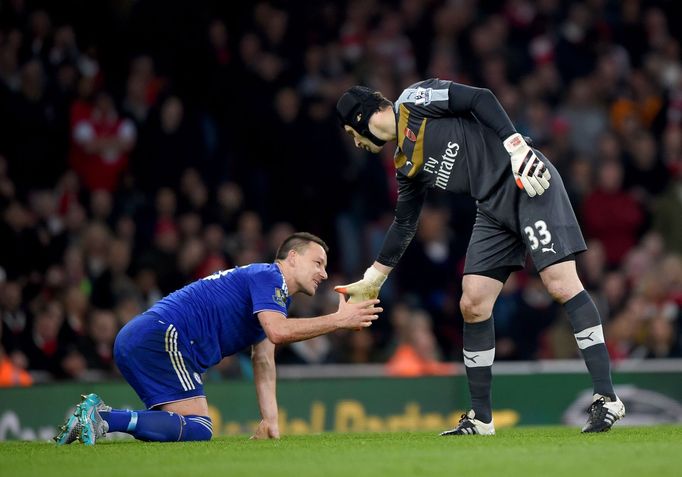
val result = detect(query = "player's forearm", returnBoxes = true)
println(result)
[377,178,426,267]
[376,213,419,267]
[269,315,342,344]
[253,364,278,424]
[252,343,278,424]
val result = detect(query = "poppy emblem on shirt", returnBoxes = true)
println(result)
[273,287,286,307]
[404,127,417,142]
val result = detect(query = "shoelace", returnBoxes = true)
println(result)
[587,397,608,422]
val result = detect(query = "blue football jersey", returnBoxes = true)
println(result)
[146,263,290,371]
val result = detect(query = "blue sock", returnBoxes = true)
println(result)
[100,410,134,432]
[100,410,212,442]
[181,415,213,441]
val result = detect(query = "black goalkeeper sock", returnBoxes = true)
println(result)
[564,290,616,400]
[463,317,495,423]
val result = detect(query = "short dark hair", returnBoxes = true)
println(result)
[275,232,329,260]
[373,91,393,111]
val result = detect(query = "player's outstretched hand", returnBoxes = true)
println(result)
[250,419,280,440]
[334,266,388,303]
[503,133,551,197]
[335,293,382,329]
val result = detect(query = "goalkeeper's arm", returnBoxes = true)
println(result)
[447,82,551,197]
[447,82,516,140]
[335,176,426,302]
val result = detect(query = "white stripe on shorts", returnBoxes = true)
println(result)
[172,327,195,390]
[165,324,195,391]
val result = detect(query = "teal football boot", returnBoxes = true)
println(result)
[54,404,83,445]
[78,393,111,445]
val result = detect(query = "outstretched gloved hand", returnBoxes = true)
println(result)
[334,266,388,303]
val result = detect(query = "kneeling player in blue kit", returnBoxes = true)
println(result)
[55,232,381,444]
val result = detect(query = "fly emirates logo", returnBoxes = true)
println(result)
[424,141,459,190]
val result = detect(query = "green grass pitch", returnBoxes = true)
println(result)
[2,426,681,477]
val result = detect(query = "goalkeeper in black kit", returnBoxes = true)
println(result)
[334,79,625,434]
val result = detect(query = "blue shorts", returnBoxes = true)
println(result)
[114,312,205,409]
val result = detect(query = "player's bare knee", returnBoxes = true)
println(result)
[460,295,492,322]
[540,260,584,303]
[543,278,575,303]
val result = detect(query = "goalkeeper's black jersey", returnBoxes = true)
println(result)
[377,78,520,267]
[393,78,514,200]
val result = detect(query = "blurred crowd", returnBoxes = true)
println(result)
[1,0,681,386]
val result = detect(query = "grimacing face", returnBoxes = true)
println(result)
[293,242,328,296]
[344,125,383,154]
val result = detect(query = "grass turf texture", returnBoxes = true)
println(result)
[2,426,680,477]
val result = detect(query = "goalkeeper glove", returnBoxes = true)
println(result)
[503,133,551,197]
[334,266,388,303]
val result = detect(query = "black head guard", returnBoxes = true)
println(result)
[336,86,387,147]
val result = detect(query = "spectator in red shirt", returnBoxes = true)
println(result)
[70,92,136,193]
[581,159,645,266]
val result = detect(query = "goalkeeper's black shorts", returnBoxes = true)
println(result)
[463,152,586,279]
